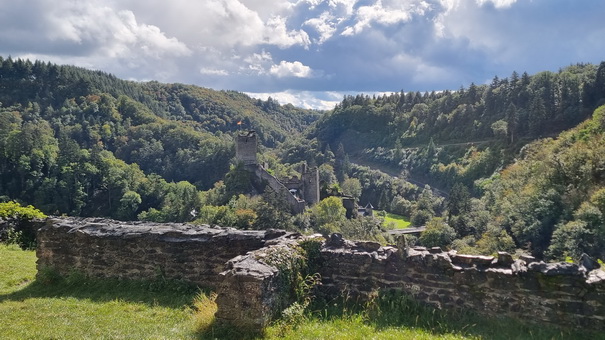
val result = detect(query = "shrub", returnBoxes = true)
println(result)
[0,201,46,220]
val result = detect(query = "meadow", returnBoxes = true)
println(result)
[0,244,600,339]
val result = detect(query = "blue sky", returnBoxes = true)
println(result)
[1,0,604,109]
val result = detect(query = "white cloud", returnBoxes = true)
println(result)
[45,2,190,59]
[304,11,339,44]
[2,0,605,109]
[264,16,311,48]
[246,90,343,110]
[243,50,274,75]
[200,68,229,76]
[341,0,428,36]
[475,0,518,9]
[270,61,313,78]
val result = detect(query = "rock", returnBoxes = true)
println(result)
[511,259,527,274]
[326,233,345,247]
[451,254,495,267]
[429,247,443,254]
[528,262,583,276]
[497,252,514,266]
[579,253,600,272]
[264,229,287,240]
[355,241,381,252]
[520,254,537,263]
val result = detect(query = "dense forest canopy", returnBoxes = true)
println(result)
[2,56,605,261]
[0,56,319,218]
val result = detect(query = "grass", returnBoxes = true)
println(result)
[1,244,603,339]
[0,244,208,339]
[382,212,411,229]
[265,291,604,340]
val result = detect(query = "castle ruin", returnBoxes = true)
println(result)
[235,131,319,213]
[35,217,605,332]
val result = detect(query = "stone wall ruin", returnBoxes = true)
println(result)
[35,218,605,332]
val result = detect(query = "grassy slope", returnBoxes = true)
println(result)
[0,244,201,339]
[382,212,411,229]
[1,244,602,339]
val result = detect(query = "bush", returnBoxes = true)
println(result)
[0,201,46,248]
[0,201,46,220]
[419,217,456,248]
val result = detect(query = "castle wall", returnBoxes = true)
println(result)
[253,165,306,214]
[319,236,605,331]
[35,219,605,332]
[36,217,297,289]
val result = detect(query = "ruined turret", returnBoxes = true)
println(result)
[235,130,257,165]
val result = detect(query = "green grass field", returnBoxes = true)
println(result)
[1,244,600,339]
[382,212,412,229]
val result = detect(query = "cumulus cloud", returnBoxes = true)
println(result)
[341,0,430,36]
[29,1,189,59]
[475,0,518,8]
[270,61,313,78]
[1,0,605,109]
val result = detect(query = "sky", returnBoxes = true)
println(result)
[1,0,604,110]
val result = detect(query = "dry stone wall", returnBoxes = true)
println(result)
[35,219,605,332]
[215,238,304,329]
[36,217,299,289]
[319,234,605,331]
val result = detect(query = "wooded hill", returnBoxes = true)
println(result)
[2,56,605,261]
[300,62,605,192]
[0,57,319,219]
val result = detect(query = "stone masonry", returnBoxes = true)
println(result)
[234,130,320,213]
[319,234,605,331]
[36,217,301,290]
[35,219,605,332]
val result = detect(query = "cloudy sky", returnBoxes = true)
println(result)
[1,0,604,109]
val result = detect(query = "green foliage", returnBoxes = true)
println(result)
[0,201,46,220]
[419,217,456,249]
[382,212,411,229]
[267,288,597,339]
[341,177,362,200]
[310,197,346,235]
[0,57,320,221]
[475,226,516,255]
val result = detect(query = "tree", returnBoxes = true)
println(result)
[419,217,456,248]
[505,103,518,144]
[118,190,142,220]
[311,196,346,234]
[341,177,362,200]
[491,120,508,141]
[447,183,472,237]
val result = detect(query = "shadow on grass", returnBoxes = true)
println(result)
[298,290,603,340]
[0,268,203,309]
[195,321,264,340]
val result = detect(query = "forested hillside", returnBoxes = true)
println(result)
[448,105,605,261]
[0,57,320,219]
[3,56,605,261]
[305,63,605,192]
[273,62,605,260]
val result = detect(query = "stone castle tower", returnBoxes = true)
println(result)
[300,163,320,205]
[235,131,257,166]
[235,130,319,212]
